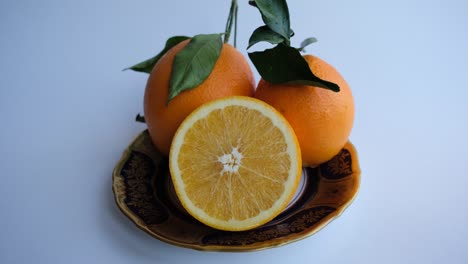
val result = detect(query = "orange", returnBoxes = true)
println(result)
[255,55,355,167]
[144,40,255,156]
[169,96,302,231]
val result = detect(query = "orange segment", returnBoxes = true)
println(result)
[169,96,302,231]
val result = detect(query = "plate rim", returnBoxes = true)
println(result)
[112,131,361,252]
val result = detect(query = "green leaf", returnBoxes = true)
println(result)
[248,44,340,92]
[125,36,190,73]
[248,26,286,49]
[168,34,223,103]
[298,37,317,52]
[135,113,146,123]
[289,29,295,38]
[252,0,291,40]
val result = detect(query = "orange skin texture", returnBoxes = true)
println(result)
[255,55,355,167]
[144,40,255,155]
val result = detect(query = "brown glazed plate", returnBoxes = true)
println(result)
[112,130,361,251]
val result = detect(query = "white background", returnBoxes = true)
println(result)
[1,0,467,263]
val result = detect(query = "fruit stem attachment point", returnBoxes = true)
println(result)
[224,0,238,47]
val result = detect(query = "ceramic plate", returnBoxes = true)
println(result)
[112,130,360,251]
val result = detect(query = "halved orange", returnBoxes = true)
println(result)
[169,96,302,231]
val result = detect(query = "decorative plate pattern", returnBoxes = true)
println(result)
[112,130,361,251]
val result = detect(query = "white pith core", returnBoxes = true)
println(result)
[218,147,242,174]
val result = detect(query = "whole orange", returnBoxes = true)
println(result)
[254,55,355,167]
[144,39,255,156]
